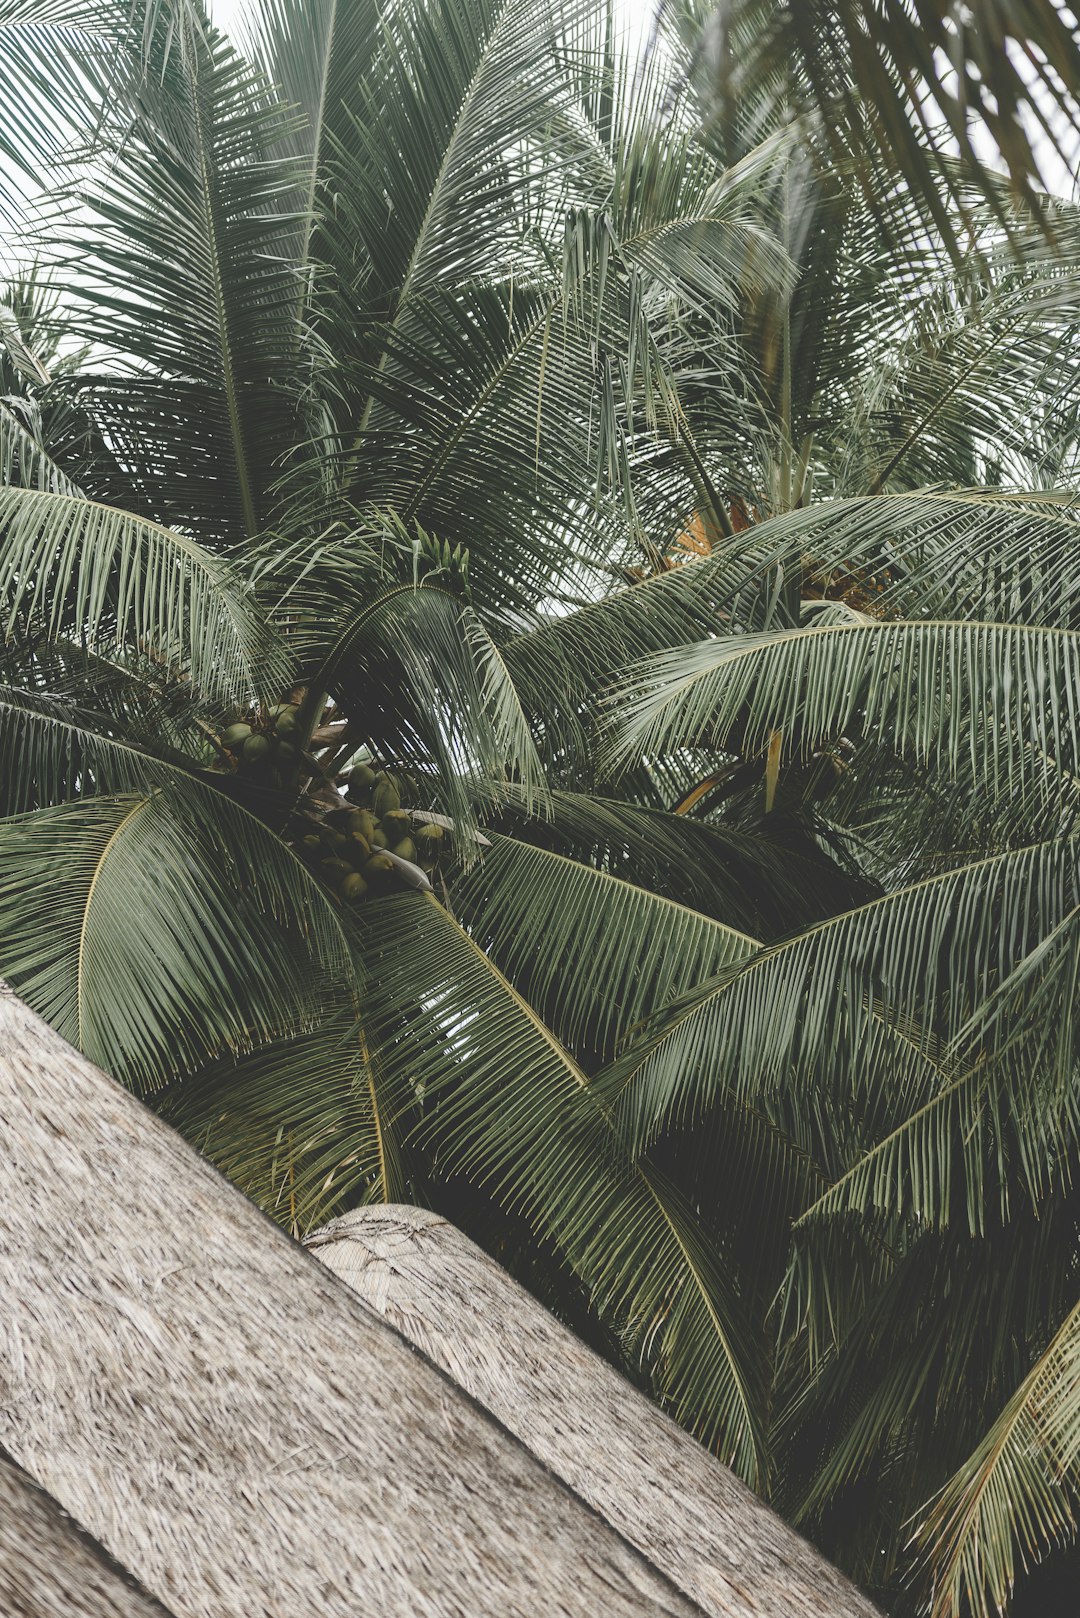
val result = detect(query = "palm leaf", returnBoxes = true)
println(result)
[918,1294,1080,1618]
[454,831,756,1060]
[0,672,198,810]
[600,837,1079,1153]
[0,783,355,1090]
[0,485,286,702]
[165,1009,404,1232]
[57,0,307,543]
[241,0,381,277]
[0,0,127,212]
[477,785,855,933]
[0,399,80,494]
[358,888,769,1483]
[609,619,1080,804]
[322,578,549,839]
[693,0,1080,256]
[798,901,1080,1235]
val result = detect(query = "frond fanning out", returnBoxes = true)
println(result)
[0,486,286,702]
[918,1295,1080,1618]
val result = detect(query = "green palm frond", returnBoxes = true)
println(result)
[503,541,784,762]
[614,131,797,311]
[479,785,858,933]
[780,1201,1079,1583]
[688,0,1080,256]
[324,578,549,837]
[609,619,1080,804]
[0,399,80,494]
[359,888,769,1483]
[242,0,381,275]
[336,281,635,610]
[165,1009,405,1230]
[0,675,195,810]
[323,0,594,355]
[506,491,1080,769]
[454,832,756,1060]
[0,0,128,211]
[58,0,307,543]
[0,485,286,701]
[0,784,355,1089]
[707,492,1080,632]
[918,1293,1080,1618]
[797,901,1080,1236]
[600,837,1079,1154]
[841,265,1080,496]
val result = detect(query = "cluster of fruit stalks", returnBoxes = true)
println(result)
[217,703,444,904]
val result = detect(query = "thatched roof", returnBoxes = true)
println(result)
[308,1205,883,1618]
[0,1449,176,1618]
[0,986,705,1617]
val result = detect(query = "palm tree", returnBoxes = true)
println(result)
[667,0,1080,256]
[0,0,809,1502]
[0,0,1078,1614]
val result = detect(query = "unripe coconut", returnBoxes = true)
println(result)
[416,822,444,843]
[223,722,252,749]
[274,707,299,737]
[373,780,401,817]
[392,837,417,863]
[243,733,271,763]
[320,857,353,878]
[363,853,395,880]
[348,763,377,790]
[369,826,389,849]
[341,872,368,902]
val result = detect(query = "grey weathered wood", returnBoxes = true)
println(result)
[0,988,706,1618]
[0,1449,176,1618]
[308,1205,884,1618]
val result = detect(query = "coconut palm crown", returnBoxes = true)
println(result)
[1,1,1080,1614]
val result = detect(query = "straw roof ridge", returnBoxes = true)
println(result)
[0,1446,177,1618]
[308,1203,885,1618]
[0,985,716,1618]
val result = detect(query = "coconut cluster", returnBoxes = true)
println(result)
[220,702,303,787]
[294,765,444,904]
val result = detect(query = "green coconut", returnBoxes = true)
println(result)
[320,857,353,878]
[373,780,401,818]
[363,853,396,886]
